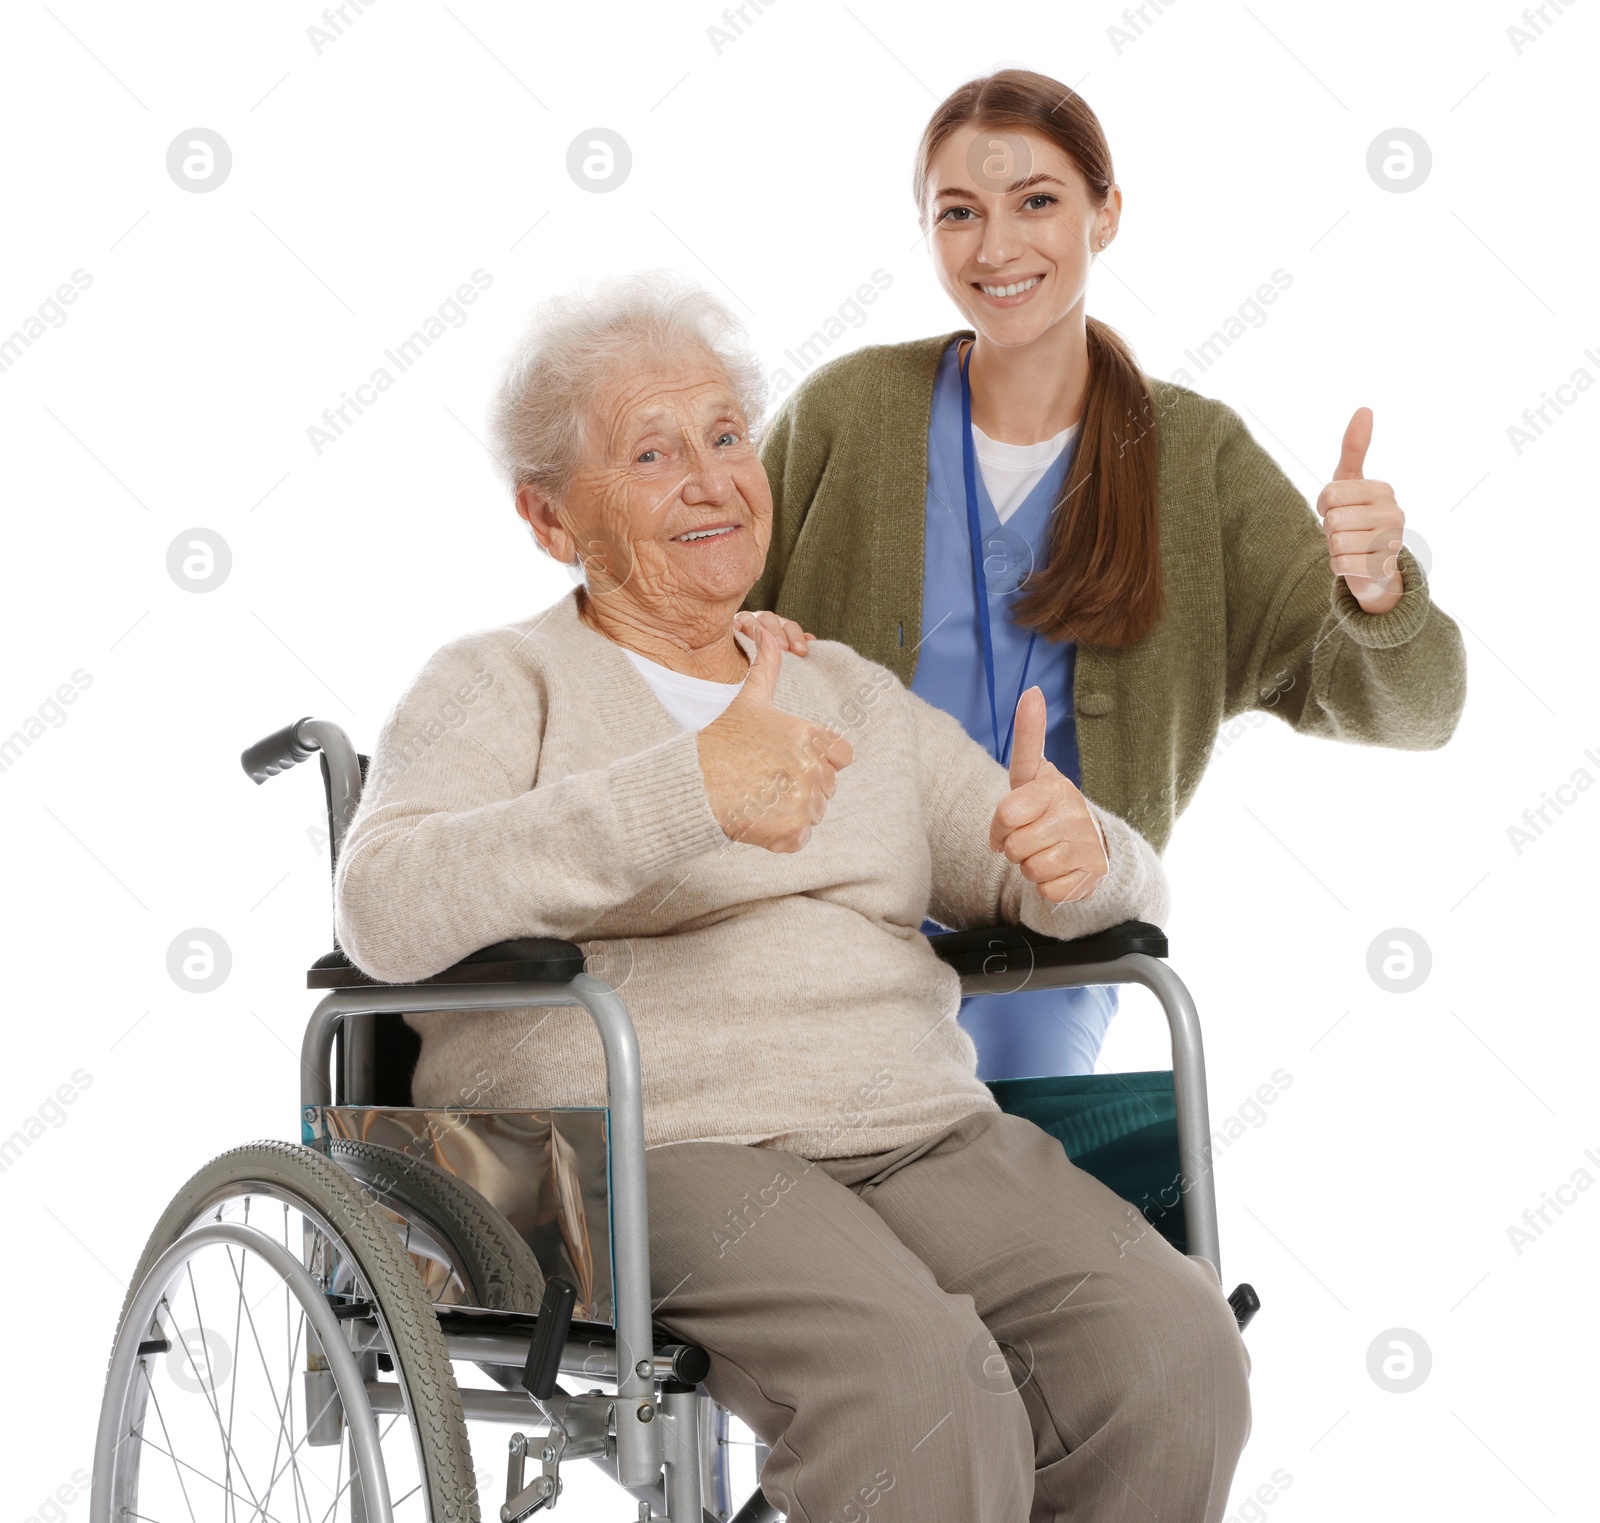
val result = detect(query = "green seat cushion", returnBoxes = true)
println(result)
[986,1071,1187,1254]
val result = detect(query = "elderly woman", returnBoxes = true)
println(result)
[335,273,1249,1523]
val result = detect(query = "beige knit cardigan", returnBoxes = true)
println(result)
[334,591,1169,1157]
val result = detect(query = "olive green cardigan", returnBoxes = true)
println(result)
[749,333,1467,852]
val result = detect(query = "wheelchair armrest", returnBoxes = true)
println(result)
[928,919,1168,977]
[308,938,586,990]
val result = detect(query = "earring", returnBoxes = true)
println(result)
[1099,236,1108,246]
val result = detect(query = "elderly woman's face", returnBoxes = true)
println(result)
[552,349,772,618]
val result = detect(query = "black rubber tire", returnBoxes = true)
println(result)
[108,1140,480,1523]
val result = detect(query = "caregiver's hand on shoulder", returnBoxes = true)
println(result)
[989,687,1108,904]
[1315,407,1405,616]
[736,609,814,656]
[697,620,853,853]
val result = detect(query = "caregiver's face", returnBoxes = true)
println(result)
[545,348,771,616]
[923,126,1114,349]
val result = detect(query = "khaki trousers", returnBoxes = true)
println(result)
[646,1107,1250,1523]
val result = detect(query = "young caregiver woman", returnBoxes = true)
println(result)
[748,69,1467,1080]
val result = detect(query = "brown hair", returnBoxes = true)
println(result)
[914,70,1162,649]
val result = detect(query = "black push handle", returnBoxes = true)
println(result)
[522,1276,578,1401]
[241,717,317,785]
[1228,1282,1260,1330]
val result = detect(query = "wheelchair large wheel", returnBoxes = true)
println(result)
[326,1137,547,1313]
[93,1141,479,1523]
[327,1137,554,1399]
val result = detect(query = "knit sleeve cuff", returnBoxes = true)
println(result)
[607,729,728,873]
[1020,799,1170,934]
[1086,799,1169,924]
[1329,544,1434,651]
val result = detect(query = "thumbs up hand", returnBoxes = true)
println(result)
[988,687,1109,904]
[696,616,854,853]
[1314,407,1406,615]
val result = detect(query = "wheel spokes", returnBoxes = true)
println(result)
[131,1429,300,1523]
[183,1261,268,1517]
[135,1356,202,1523]
[110,1192,434,1523]
[228,1242,310,1522]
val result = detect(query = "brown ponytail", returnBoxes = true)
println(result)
[914,70,1163,649]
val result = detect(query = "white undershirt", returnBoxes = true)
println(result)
[622,647,747,731]
[972,421,1078,524]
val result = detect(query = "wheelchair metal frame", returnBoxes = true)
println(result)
[271,716,1233,1523]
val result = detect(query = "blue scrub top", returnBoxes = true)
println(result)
[911,339,1117,1079]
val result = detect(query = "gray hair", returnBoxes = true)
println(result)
[487,270,767,499]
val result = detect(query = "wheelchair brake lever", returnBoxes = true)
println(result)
[522,1276,578,1401]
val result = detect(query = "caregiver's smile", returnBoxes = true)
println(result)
[975,273,1045,305]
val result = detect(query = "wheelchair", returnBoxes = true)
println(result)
[93,713,1260,1523]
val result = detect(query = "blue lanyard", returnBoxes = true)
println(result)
[959,342,1038,768]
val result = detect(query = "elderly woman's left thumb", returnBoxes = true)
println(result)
[738,621,784,707]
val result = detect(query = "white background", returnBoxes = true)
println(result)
[2,1,1596,1518]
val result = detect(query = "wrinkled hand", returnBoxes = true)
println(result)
[988,687,1108,903]
[1315,407,1406,615]
[735,609,814,656]
[697,620,853,852]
